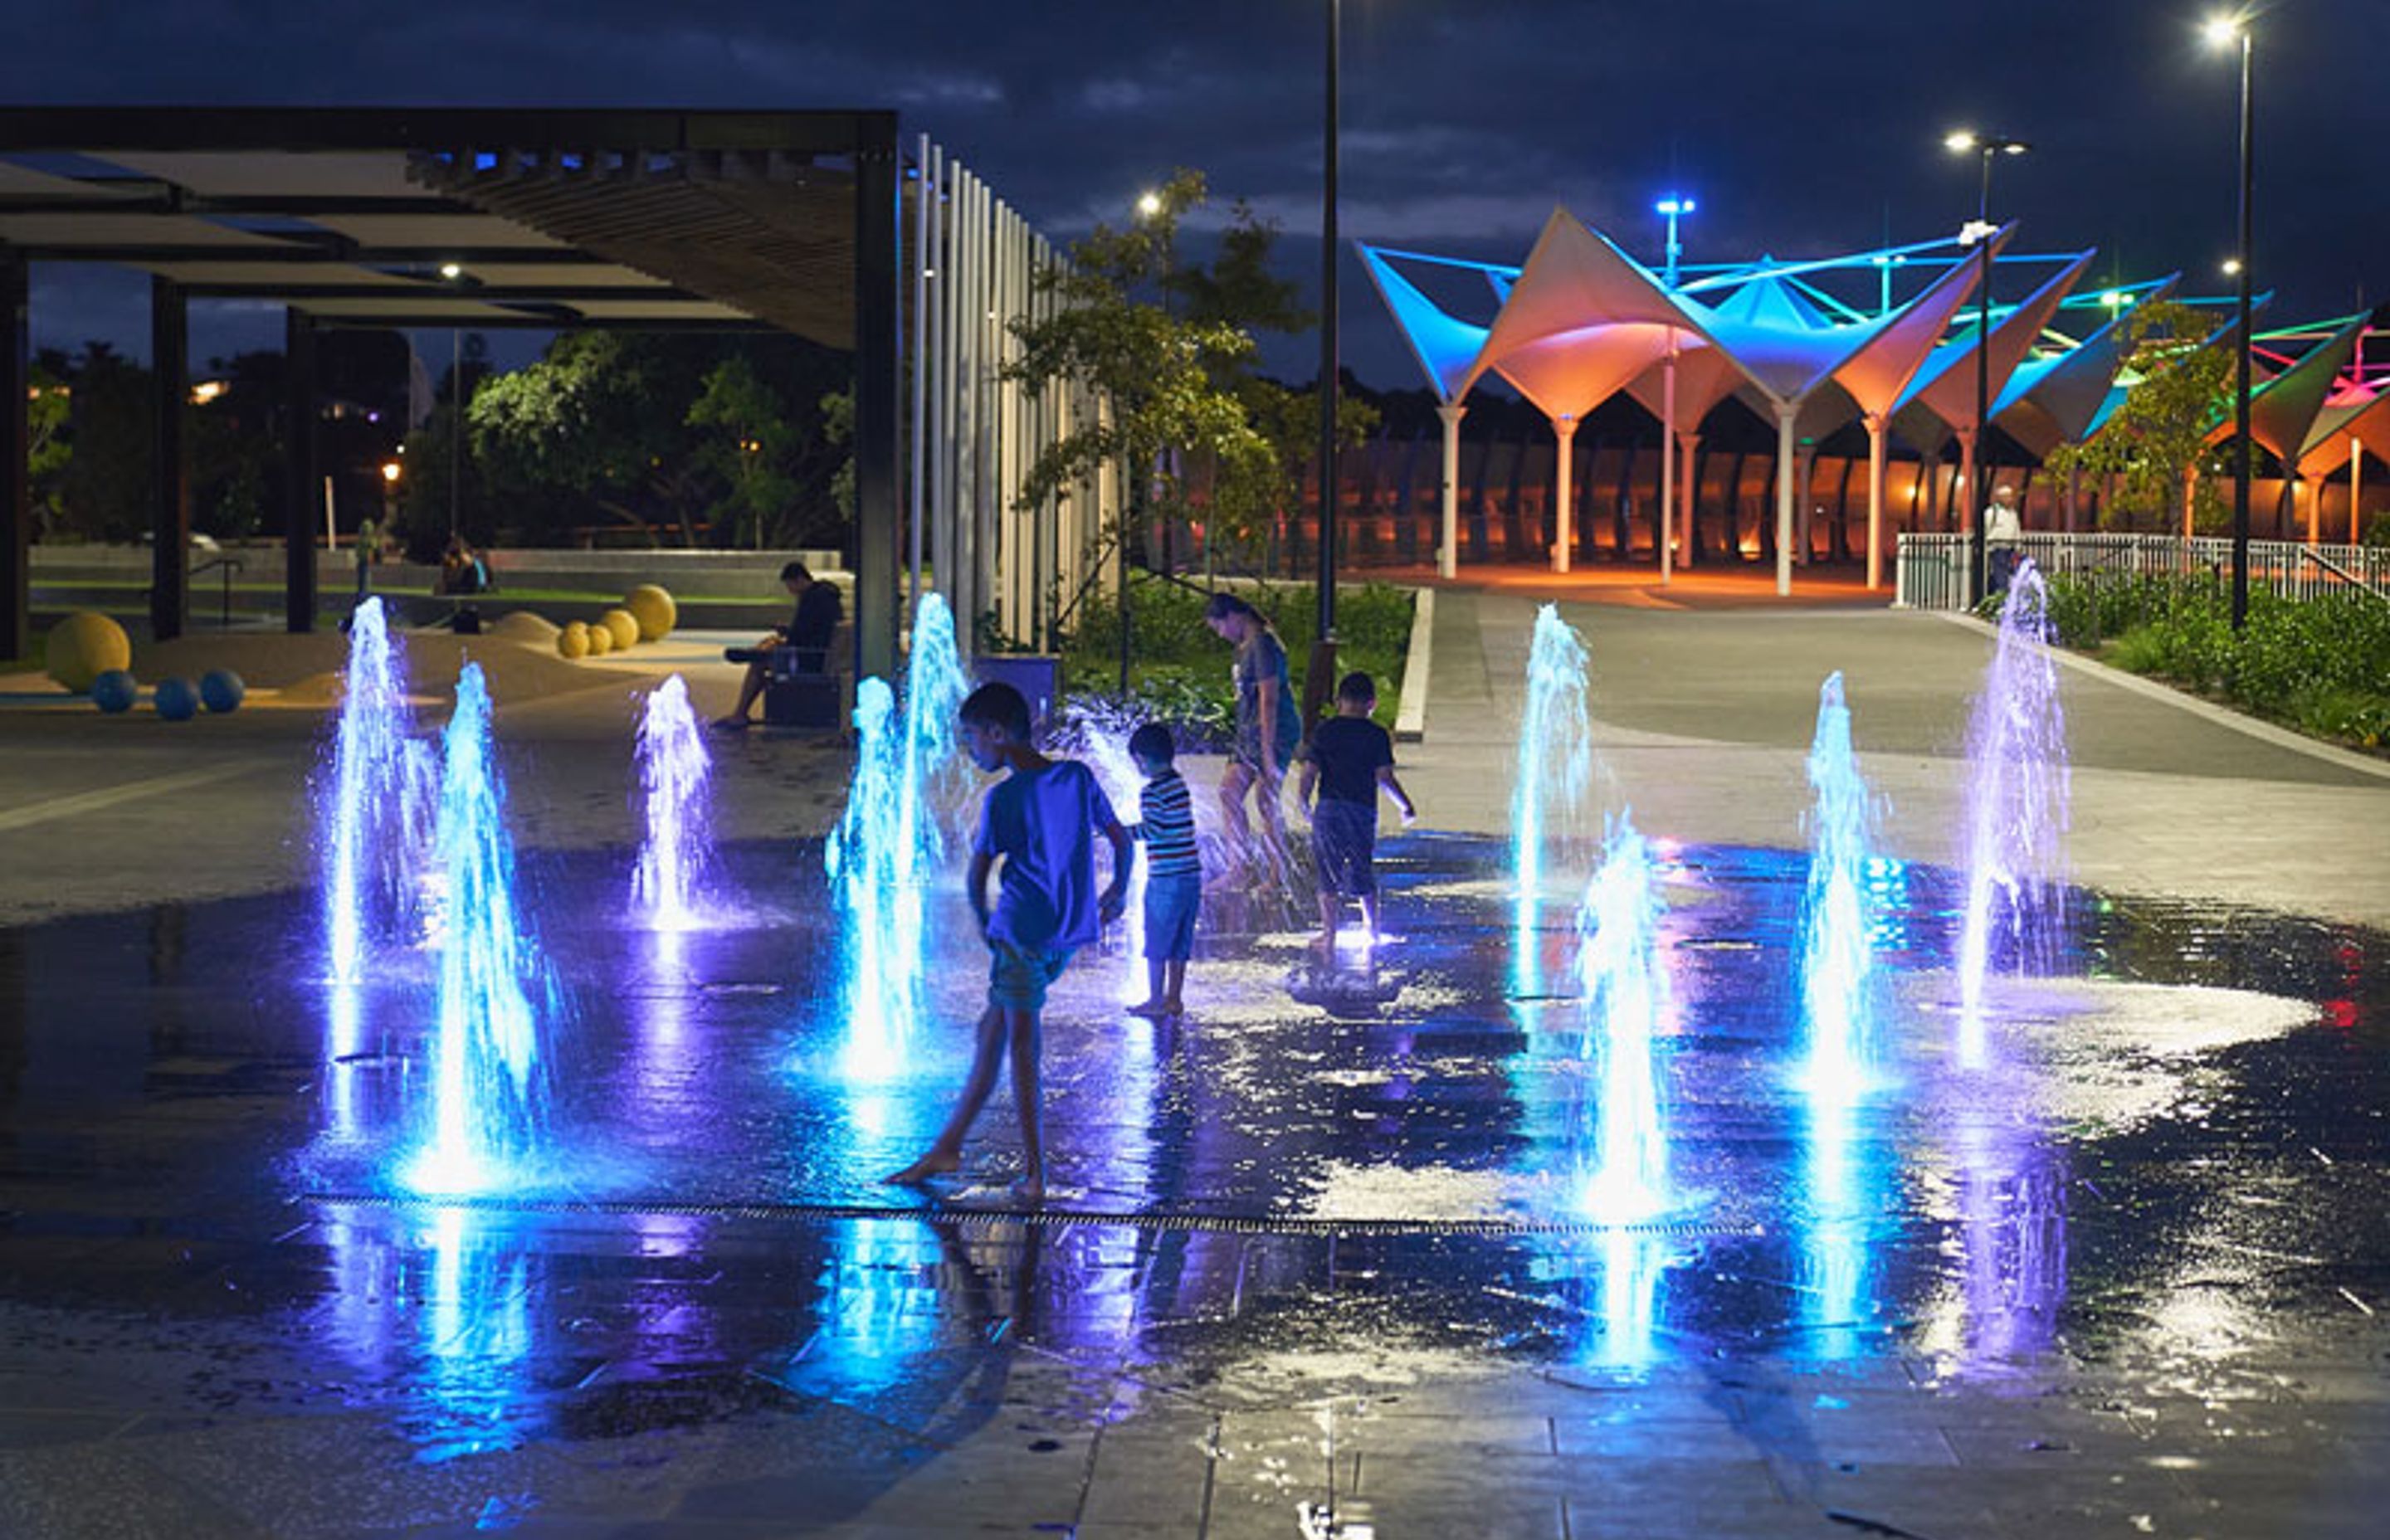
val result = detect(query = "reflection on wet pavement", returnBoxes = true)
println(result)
[1,833,2385,1537]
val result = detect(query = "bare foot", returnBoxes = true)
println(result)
[885,1149,961,1186]
[710,715,752,733]
[1126,998,1170,1020]
[1011,1176,1046,1206]
[1163,998,1185,1017]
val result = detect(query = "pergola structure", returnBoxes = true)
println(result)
[1359,212,2187,592]
[0,106,919,674]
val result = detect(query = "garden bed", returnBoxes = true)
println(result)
[1046,578,1417,749]
[2032,573,2390,754]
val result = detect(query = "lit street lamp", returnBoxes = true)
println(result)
[2206,11,2255,628]
[1946,129,2029,606]
[1655,195,1695,288]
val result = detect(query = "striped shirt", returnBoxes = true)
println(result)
[1134,768,1202,877]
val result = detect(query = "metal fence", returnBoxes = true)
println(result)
[1894,532,2390,612]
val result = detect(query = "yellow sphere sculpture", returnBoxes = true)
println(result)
[45,612,132,694]
[583,620,614,656]
[557,623,590,660]
[599,608,641,653]
[623,584,677,641]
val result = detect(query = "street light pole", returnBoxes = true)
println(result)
[1973,146,1992,608]
[2216,17,2255,629]
[1655,195,1694,587]
[1316,0,1340,645]
[1946,129,2027,607]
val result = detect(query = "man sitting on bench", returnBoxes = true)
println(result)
[715,559,843,731]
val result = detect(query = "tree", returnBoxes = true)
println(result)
[465,331,851,548]
[27,360,70,538]
[468,332,672,543]
[2044,300,2237,533]
[686,356,801,549]
[55,342,152,543]
[1006,168,1375,586]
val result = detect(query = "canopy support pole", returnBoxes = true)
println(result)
[1773,401,1796,597]
[1550,412,1579,575]
[1864,412,1887,592]
[1437,401,1465,580]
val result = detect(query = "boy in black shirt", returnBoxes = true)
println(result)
[1298,672,1417,954]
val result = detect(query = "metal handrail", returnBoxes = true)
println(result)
[188,555,243,628]
[2295,546,2390,607]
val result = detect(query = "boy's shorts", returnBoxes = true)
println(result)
[988,941,1074,1013]
[1142,871,1202,961]
[1310,798,1378,899]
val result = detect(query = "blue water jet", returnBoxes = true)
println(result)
[319,597,437,982]
[1956,562,2070,1066]
[632,674,715,928]
[1060,702,1154,1004]
[1575,815,1671,1220]
[895,592,974,887]
[826,677,921,1079]
[403,664,552,1196]
[1799,671,1881,1097]
[1513,605,1595,995]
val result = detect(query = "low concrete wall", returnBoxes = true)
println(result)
[31,543,847,601]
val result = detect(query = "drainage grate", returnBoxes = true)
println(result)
[304,1191,1762,1240]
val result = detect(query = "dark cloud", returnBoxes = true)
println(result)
[4,0,2383,384]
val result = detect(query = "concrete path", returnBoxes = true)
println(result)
[1399,588,2390,928]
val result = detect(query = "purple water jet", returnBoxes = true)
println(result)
[1956,561,2070,1066]
[632,675,715,928]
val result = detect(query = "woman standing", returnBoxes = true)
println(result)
[1202,592,1302,874]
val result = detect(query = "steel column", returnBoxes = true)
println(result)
[1,253,27,663]
[284,307,318,632]
[150,276,189,642]
[851,116,903,681]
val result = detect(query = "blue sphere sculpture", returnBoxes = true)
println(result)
[199,669,246,714]
[154,676,199,721]
[90,670,138,714]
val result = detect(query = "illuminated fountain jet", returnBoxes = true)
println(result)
[632,675,716,928]
[1956,562,2070,1066]
[319,596,436,982]
[1575,816,1671,1221]
[1513,604,1595,996]
[404,665,553,1195]
[1799,671,1882,1097]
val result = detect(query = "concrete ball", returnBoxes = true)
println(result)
[624,584,677,641]
[90,670,139,714]
[557,624,590,660]
[45,611,133,694]
[154,676,200,721]
[583,620,614,655]
[599,608,641,652]
[199,670,246,713]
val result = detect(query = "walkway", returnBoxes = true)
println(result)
[1401,579,2390,928]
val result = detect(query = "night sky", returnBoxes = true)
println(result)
[4,0,2383,387]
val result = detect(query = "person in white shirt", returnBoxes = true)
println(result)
[1983,483,2023,593]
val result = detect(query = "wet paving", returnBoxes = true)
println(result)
[2,831,2388,1538]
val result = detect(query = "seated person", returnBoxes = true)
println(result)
[715,559,843,730]
[437,537,493,597]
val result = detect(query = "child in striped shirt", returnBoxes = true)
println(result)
[1125,723,1202,1019]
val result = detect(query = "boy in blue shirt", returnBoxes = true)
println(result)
[1124,723,1202,1019]
[888,682,1129,1201]
[1299,671,1417,955]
